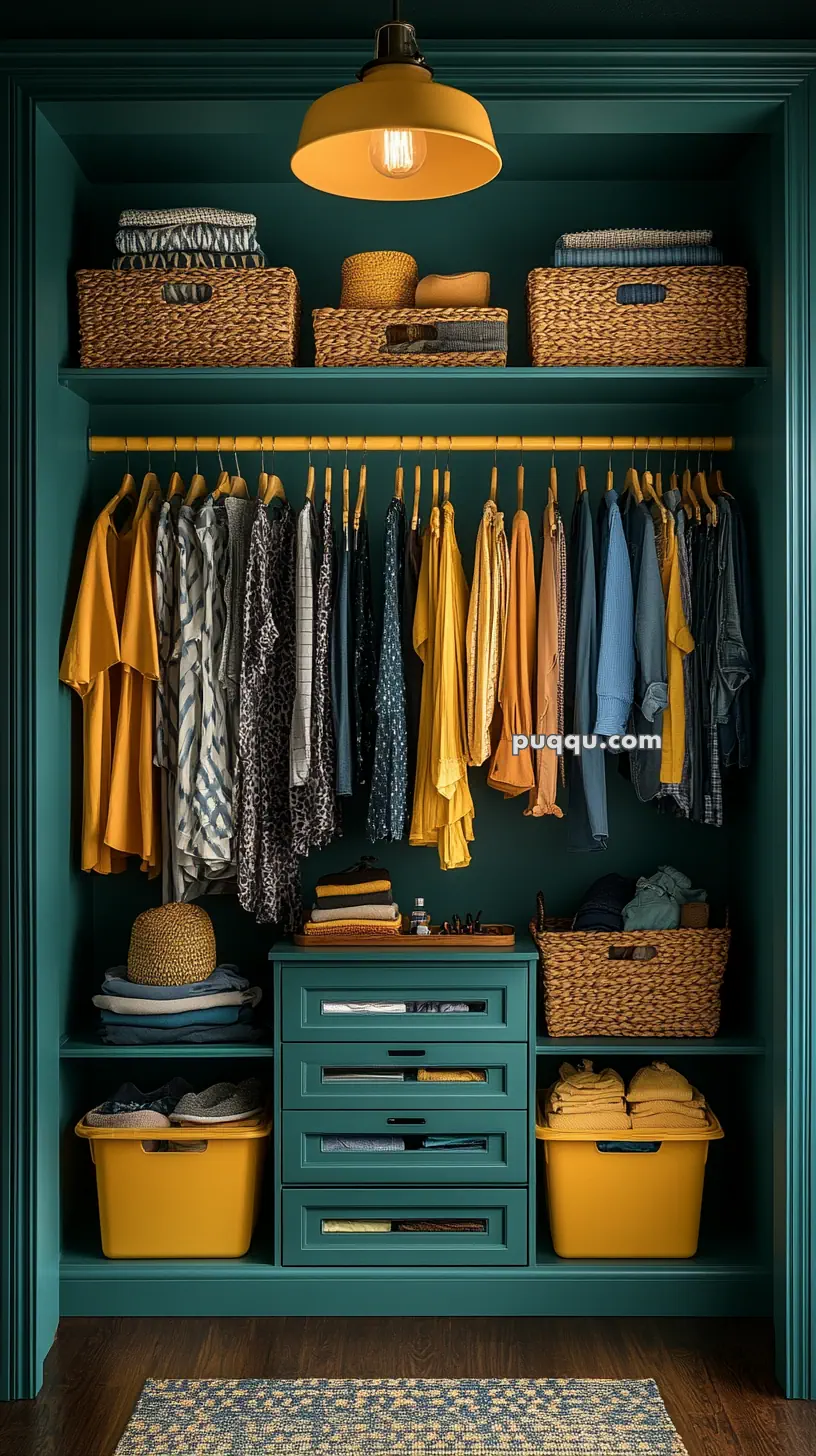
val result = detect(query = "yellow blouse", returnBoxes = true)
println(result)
[659,517,694,784]
[526,520,563,819]
[488,508,536,797]
[466,498,509,767]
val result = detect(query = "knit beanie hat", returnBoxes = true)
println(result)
[127,903,216,986]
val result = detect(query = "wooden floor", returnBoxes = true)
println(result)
[2,1316,815,1455]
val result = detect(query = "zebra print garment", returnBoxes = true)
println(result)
[115,223,260,256]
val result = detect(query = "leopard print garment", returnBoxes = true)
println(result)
[236,498,302,929]
[290,498,340,857]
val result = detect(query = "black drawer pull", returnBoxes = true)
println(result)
[386,1117,426,1125]
[388,1049,425,1057]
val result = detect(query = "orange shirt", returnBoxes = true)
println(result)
[488,509,536,796]
[526,520,563,819]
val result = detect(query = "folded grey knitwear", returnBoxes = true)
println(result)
[558,227,713,249]
[310,902,401,923]
[115,222,260,255]
[323,1070,405,1081]
[321,1135,406,1152]
[386,320,506,355]
[322,1002,407,1014]
[112,251,266,271]
[119,207,257,228]
[100,965,249,1000]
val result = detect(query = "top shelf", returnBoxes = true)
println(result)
[59,366,769,410]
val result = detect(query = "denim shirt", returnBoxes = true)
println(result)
[594,488,635,735]
[620,493,668,802]
[712,496,752,731]
[719,495,754,769]
[566,489,608,851]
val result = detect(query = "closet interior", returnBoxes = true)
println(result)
[36,86,781,1319]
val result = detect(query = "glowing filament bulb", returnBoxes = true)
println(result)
[369,127,428,178]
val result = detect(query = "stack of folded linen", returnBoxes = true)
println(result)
[627,1061,709,1129]
[112,206,266,272]
[545,1060,632,1130]
[301,857,402,938]
[93,963,266,1046]
[553,226,722,269]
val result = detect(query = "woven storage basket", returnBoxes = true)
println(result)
[127,903,217,987]
[340,251,418,308]
[527,266,747,367]
[530,910,729,1037]
[313,306,508,368]
[77,268,300,368]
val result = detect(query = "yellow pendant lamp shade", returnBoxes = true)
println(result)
[291,22,502,201]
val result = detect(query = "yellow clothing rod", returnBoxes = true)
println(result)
[89,433,734,455]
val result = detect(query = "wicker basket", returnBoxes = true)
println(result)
[77,268,300,368]
[527,266,747,367]
[340,251,418,308]
[313,307,508,368]
[530,910,729,1037]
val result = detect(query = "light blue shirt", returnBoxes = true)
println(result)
[595,489,635,735]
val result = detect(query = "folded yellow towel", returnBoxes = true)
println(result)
[547,1109,633,1131]
[632,1095,707,1116]
[315,879,391,899]
[301,919,402,937]
[553,1060,625,1101]
[322,1220,391,1233]
[631,1109,709,1128]
[417,1069,486,1083]
[549,1096,627,1114]
[627,1061,695,1103]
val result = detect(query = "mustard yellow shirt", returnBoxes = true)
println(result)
[659,517,694,784]
[488,509,536,797]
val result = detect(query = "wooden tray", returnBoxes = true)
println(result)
[293,923,516,949]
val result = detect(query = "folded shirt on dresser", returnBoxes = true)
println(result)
[115,222,260,255]
[118,207,257,228]
[93,986,262,1016]
[301,919,402,937]
[553,245,723,267]
[100,965,249,999]
[558,227,713,250]
[315,890,394,909]
[315,861,392,899]
[310,902,401,923]
[113,251,266,271]
[102,1022,266,1046]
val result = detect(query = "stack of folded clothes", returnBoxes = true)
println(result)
[545,1060,632,1130]
[93,963,265,1046]
[112,206,266,273]
[627,1061,709,1129]
[301,856,402,938]
[553,226,722,269]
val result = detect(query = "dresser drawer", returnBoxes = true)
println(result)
[280,961,528,1042]
[282,1110,529,1184]
[282,1187,528,1266]
[282,1042,528,1110]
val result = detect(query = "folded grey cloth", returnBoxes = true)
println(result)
[119,207,257,228]
[101,1023,267,1046]
[310,902,401,923]
[405,1002,471,1013]
[115,222,260,255]
[170,1078,265,1124]
[421,1135,488,1149]
[322,1001,407,1014]
[558,228,713,249]
[386,320,506,356]
[93,986,262,1016]
[113,251,266,271]
[100,964,249,1000]
[323,1070,405,1082]
[320,1135,406,1152]
[554,246,723,267]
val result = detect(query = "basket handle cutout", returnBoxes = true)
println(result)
[595,1141,662,1154]
[615,284,667,305]
[140,1140,208,1153]
[388,1049,426,1057]
[387,1117,427,1125]
[161,283,213,306]
[608,945,657,961]
[385,323,438,345]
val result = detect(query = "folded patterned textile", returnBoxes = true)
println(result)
[627,1061,695,1103]
[115,222,260,255]
[395,1220,485,1233]
[417,1068,486,1083]
[322,1001,407,1014]
[406,1002,472,1014]
[554,246,723,267]
[547,1109,633,1130]
[320,1135,406,1152]
[322,1220,391,1233]
[386,320,507,355]
[112,251,266,271]
[316,890,394,909]
[99,1004,251,1028]
[310,902,401,923]
[100,965,249,999]
[315,857,392,899]
[93,987,262,1016]
[84,1077,192,1127]
[558,228,713,249]
[118,207,257,228]
[421,1135,488,1150]
[301,919,403,937]
[101,1022,266,1045]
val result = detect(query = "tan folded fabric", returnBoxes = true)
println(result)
[310,903,401,923]
[547,1109,633,1131]
[549,1096,627,1114]
[417,1068,486,1082]
[322,1220,391,1233]
[302,919,402,937]
[553,1060,625,1101]
[627,1061,695,1103]
[631,1095,706,1115]
[316,879,391,899]
[631,1110,709,1128]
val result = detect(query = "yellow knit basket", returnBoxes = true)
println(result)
[340,251,418,309]
[127,903,217,986]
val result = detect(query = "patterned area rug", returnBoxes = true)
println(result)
[114,1376,689,1454]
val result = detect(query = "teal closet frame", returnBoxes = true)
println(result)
[0,40,814,1401]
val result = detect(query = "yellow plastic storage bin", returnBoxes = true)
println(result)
[75,1113,272,1258]
[536,1104,723,1258]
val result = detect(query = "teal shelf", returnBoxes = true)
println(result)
[59,1034,275,1059]
[536,1035,766,1056]
[58,365,769,409]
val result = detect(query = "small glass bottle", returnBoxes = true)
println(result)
[410,897,431,935]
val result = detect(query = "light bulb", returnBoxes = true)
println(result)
[369,128,428,178]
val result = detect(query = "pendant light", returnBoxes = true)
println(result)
[290,6,502,201]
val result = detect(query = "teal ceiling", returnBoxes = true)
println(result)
[2,0,812,40]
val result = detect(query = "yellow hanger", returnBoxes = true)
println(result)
[641,468,668,526]
[693,469,718,526]
[134,469,162,521]
[411,460,422,531]
[183,438,208,505]
[262,473,286,506]
[227,447,249,500]
[342,441,350,533]
[442,439,452,503]
[576,465,587,495]
[166,441,185,501]
[517,448,525,512]
[654,468,664,499]
[490,437,498,502]
[545,458,558,535]
[395,437,404,501]
[624,465,643,505]
[431,447,440,508]
[353,452,367,533]
[681,466,699,523]
[210,441,232,499]
[324,461,332,507]
[306,464,316,503]
[108,470,137,530]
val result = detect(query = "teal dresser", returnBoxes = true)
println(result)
[274,947,538,1269]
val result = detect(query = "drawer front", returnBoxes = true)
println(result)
[280,962,528,1042]
[282,1187,528,1266]
[282,1042,528,1110]
[282,1110,529,1185]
